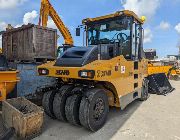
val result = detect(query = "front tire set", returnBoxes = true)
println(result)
[79,88,109,131]
[42,85,109,131]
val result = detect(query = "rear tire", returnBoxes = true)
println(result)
[79,88,109,132]
[140,78,149,101]
[65,94,82,126]
[42,90,56,118]
[53,85,74,121]
[174,75,179,81]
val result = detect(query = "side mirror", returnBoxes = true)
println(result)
[76,28,81,36]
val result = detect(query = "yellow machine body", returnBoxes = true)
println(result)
[37,9,173,131]
[171,69,180,75]
[148,62,180,79]
[0,71,20,101]
[38,10,150,109]
[148,65,172,75]
[39,57,148,109]
[82,10,144,24]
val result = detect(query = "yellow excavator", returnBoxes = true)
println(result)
[37,10,173,131]
[39,0,73,46]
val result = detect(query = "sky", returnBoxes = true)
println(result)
[0,0,180,58]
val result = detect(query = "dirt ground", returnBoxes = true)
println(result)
[1,81,180,140]
[34,80,180,140]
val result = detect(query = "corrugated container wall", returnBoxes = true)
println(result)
[2,24,57,62]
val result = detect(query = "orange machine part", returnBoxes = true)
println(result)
[0,71,19,101]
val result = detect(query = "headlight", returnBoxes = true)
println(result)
[38,68,49,75]
[78,70,95,79]
[81,72,88,77]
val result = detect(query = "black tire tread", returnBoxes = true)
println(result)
[53,85,74,121]
[42,91,56,118]
[140,78,149,101]
[79,88,109,131]
[79,97,89,129]
[65,94,82,126]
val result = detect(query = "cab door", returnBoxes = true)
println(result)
[132,22,143,91]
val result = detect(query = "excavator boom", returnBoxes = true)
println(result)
[39,0,74,45]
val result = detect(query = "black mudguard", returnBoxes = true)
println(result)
[147,73,175,95]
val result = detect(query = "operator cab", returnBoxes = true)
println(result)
[83,10,144,61]
[55,10,145,67]
[87,16,132,60]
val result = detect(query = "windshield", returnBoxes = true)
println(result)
[87,17,131,45]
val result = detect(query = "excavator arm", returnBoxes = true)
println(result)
[39,0,74,46]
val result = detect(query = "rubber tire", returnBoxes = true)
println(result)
[65,94,82,126]
[79,88,109,132]
[42,90,56,118]
[174,75,179,81]
[53,85,74,121]
[140,78,149,101]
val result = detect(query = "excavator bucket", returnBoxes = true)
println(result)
[147,73,174,95]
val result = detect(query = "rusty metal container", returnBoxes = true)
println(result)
[2,97,44,139]
[2,24,57,62]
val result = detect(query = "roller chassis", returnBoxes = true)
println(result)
[37,10,167,131]
[39,55,149,131]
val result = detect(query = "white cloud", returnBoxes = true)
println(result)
[47,19,57,29]
[0,0,27,9]
[23,10,38,25]
[14,24,22,28]
[144,28,153,43]
[0,21,7,30]
[122,0,162,44]
[175,23,180,34]
[122,0,161,19]
[158,21,170,30]
[47,18,72,31]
